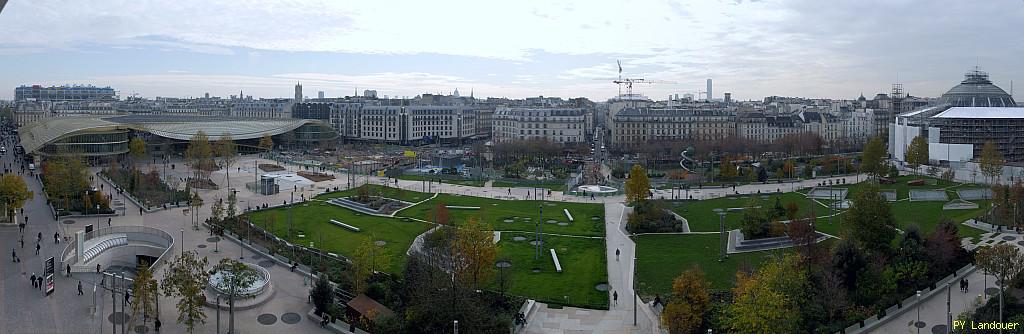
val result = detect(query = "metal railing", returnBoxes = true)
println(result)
[61,225,175,271]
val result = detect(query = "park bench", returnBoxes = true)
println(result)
[329,219,361,232]
[550,249,562,273]
[563,209,573,222]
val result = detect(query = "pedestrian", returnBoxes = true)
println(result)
[154,318,161,332]
[125,290,131,305]
[66,264,71,277]
[613,290,618,306]
[78,281,84,295]
[108,218,111,227]
[19,237,23,249]
[963,278,969,293]
[31,273,37,288]
[35,242,40,255]
[37,276,43,290]
[54,232,60,244]
[37,232,42,243]
[11,248,16,262]
[615,248,620,261]
[96,263,101,273]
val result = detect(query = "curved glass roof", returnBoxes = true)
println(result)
[19,115,332,153]
[939,69,1017,107]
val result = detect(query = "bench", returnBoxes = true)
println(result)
[329,219,360,232]
[82,234,128,263]
[563,209,573,222]
[550,249,562,273]
[446,206,480,210]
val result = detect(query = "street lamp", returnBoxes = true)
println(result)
[916,290,922,334]
[534,204,543,260]
[713,208,726,262]
[180,228,185,256]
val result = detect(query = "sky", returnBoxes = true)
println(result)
[0,0,1022,101]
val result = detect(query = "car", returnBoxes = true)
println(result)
[0,147,5,153]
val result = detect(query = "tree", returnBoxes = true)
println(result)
[979,140,1004,184]
[725,254,806,334]
[784,202,799,221]
[226,190,237,219]
[719,157,738,180]
[352,237,390,293]
[843,183,896,254]
[258,134,274,153]
[905,135,928,174]
[661,267,710,334]
[310,273,335,316]
[210,198,225,224]
[131,262,158,324]
[431,202,450,225]
[975,243,1024,327]
[625,164,651,204]
[216,134,239,189]
[861,137,886,178]
[783,160,796,180]
[189,191,203,230]
[0,174,32,223]
[160,251,210,334]
[210,258,261,334]
[454,217,498,288]
[130,137,147,167]
[185,131,214,182]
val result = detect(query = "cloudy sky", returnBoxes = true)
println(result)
[0,0,1022,101]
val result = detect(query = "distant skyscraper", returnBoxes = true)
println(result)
[706,79,713,101]
[318,91,325,99]
[724,92,731,104]
[294,82,303,102]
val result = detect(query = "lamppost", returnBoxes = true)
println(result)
[180,228,184,256]
[946,280,952,334]
[632,256,637,326]
[916,290,922,334]
[713,208,726,262]
[534,204,543,260]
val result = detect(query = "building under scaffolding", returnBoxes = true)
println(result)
[891,69,1022,164]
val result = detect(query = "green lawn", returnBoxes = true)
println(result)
[492,180,566,192]
[633,234,788,298]
[670,192,823,232]
[317,184,432,203]
[494,232,608,309]
[398,193,606,236]
[247,202,431,274]
[834,175,961,200]
[398,174,487,187]
[812,200,989,241]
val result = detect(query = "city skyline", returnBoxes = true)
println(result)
[0,0,1022,101]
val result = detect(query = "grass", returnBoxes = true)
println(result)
[399,193,606,236]
[492,180,566,192]
[398,174,487,187]
[633,234,788,298]
[247,201,431,274]
[670,192,822,232]
[494,232,608,309]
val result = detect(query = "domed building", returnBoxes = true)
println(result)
[938,69,1016,107]
[891,68,1023,164]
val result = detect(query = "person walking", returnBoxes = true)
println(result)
[613,290,618,306]
[963,278,969,293]
[19,237,23,249]
[36,232,42,243]
[54,232,60,244]
[125,290,131,305]
[30,273,36,288]
[37,276,43,290]
[35,242,40,255]
[107,218,111,227]
[77,281,84,295]
[154,318,161,332]
[10,249,15,262]
[615,248,620,261]
[66,264,71,277]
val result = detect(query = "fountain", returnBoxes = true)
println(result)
[205,262,274,310]
[575,185,618,195]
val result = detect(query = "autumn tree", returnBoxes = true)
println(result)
[431,202,451,225]
[719,156,738,180]
[0,174,32,223]
[782,159,796,180]
[210,198,225,224]
[861,137,886,179]
[843,183,896,254]
[160,251,210,334]
[185,130,214,182]
[258,134,274,153]
[905,135,929,174]
[216,133,239,189]
[661,267,710,334]
[979,140,1004,184]
[352,236,390,293]
[454,217,498,289]
[976,244,1024,327]
[131,262,158,325]
[625,164,651,205]
[726,253,807,334]
[210,258,261,334]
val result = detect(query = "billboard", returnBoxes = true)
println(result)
[44,257,55,295]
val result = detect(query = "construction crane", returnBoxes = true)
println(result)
[610,60,676,107]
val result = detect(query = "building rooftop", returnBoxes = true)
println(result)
[932,107,1024,119]
[938,69,1016,107]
